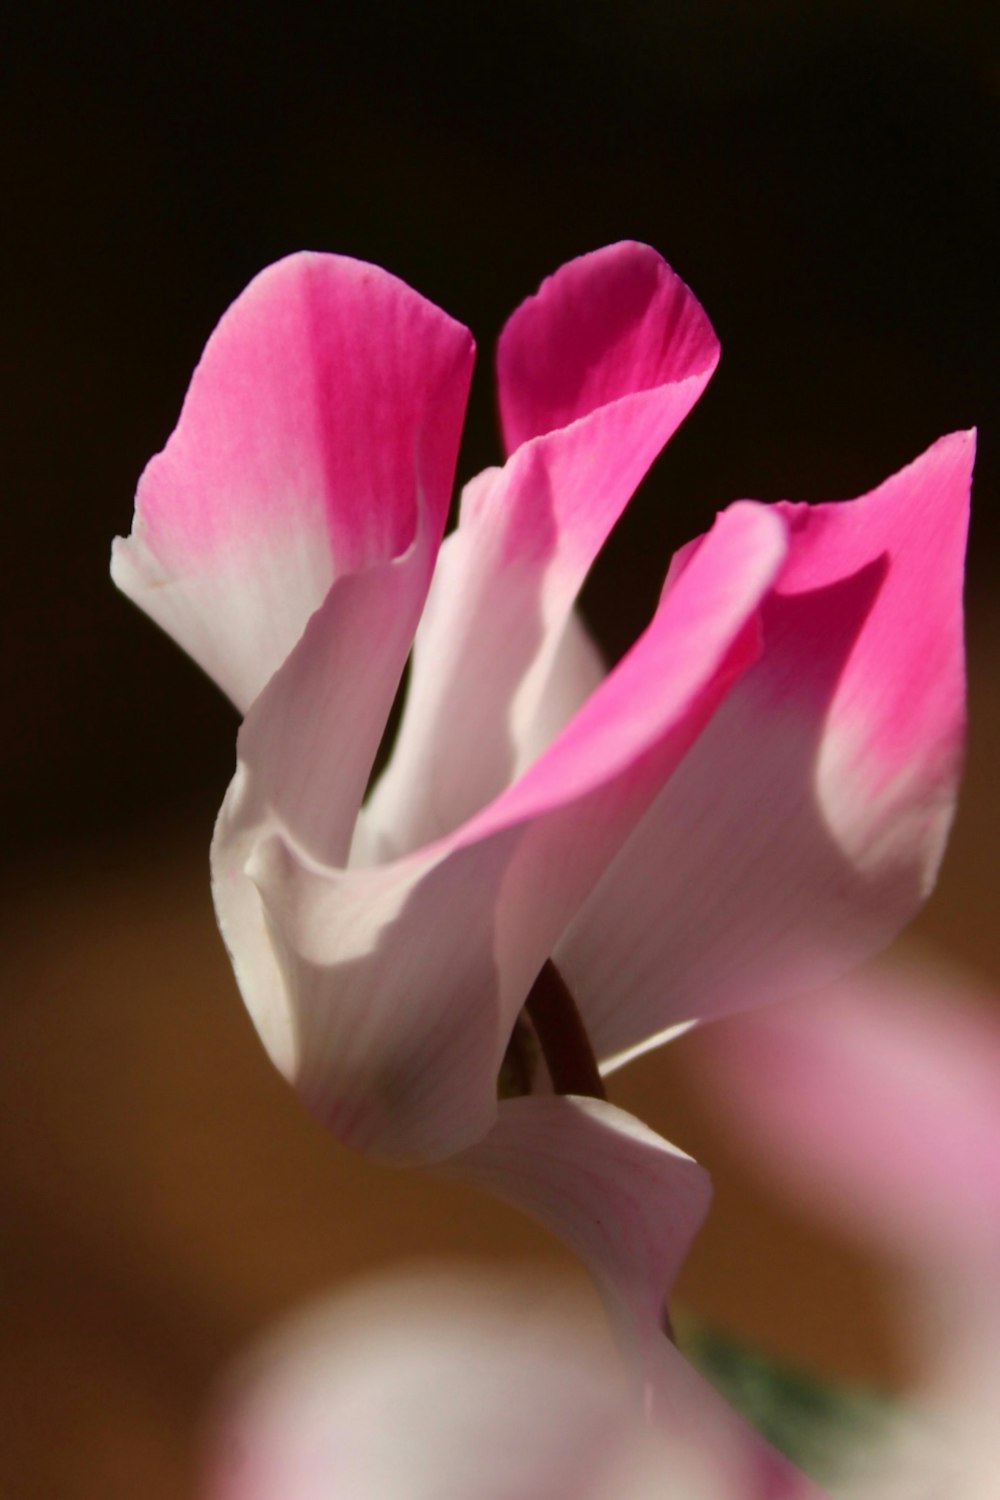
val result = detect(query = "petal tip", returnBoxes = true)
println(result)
[497,241,719,453]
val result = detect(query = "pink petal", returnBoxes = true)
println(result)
[365,245,718,857]
[219,502,786,1162]
[558,432,973,1067]
[497,240,719,454]
[112,253,473,712]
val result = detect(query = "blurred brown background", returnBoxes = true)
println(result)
[2,3,998,1496]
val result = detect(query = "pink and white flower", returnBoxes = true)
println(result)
[113,243,972,1388]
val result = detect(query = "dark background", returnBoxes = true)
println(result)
[5,0,996,859]
[2,5,998,1497]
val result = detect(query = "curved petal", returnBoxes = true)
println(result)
[212,539,451,1082]
[219,502,787,1162]
[558,431,973,1067]
[453,1096,711,1341]
[496,240,719,455]
[453,1099,823,1500]
[112,252,474,712]
[365,245,718,857]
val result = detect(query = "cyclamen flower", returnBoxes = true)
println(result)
[113,244,971,1395]
[210,983,1000,1500]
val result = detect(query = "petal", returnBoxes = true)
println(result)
[112,253,474,712]
[453,1099,823,1500]
[558,432,974,1067]
[365,245,718,857]
[453,1096,711,1340]
[221,502,787,1162]
[496,240,719,455]
[212,546,449,1083]
[510,606,607,769]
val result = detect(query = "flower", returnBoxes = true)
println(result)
[207,1267,820,1500]
[209,977,1000,1500]
[112,243,972,1382]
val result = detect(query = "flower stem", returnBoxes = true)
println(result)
[525,960,606,1101]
